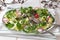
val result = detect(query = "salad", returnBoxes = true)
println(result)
[2,7,54,33]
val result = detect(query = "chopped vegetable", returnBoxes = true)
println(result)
[6,22,14,29]
[34,13,39,18]
[3,18,9,24]
[16,22,23,31]
[37,28,44,32]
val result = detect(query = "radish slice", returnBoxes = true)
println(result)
[47,16,50,21]
[2,18,9,24]
[37,28,44,32]
[33,7,39,9]
[16,9,21,17]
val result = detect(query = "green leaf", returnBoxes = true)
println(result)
[16,22,22,31]
[39,22,46,27]
[6,23,14,29]
[6,9,16,18]
[20,7,26,13]
[23,24,37,33]
[36,9,42,14]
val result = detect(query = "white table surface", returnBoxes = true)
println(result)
[0,0,60,40]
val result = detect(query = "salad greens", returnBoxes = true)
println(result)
[3,7,55,33]
[6,22,14,29]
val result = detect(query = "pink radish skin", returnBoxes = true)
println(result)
[16,9,21,17]
[38,28,44,32]
[47,16,50,21]
[2,18,9,24]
